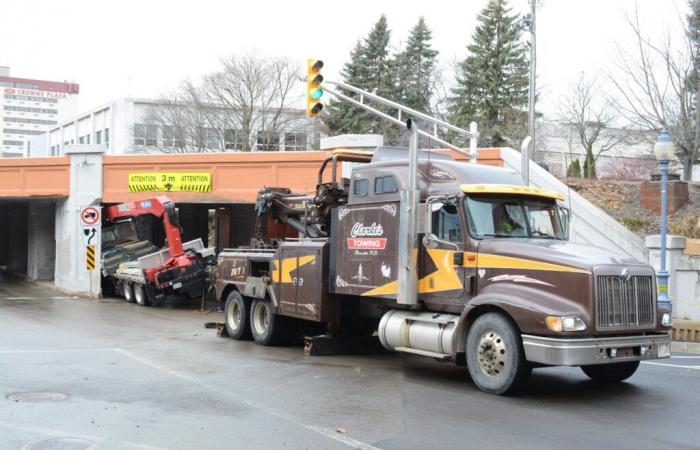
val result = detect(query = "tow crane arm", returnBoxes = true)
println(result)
[254,150,373,239]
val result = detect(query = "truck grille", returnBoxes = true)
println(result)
[596,275,655,330]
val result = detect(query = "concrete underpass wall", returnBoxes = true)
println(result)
[27,202,56,281]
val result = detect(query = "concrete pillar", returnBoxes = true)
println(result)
[646,234,686,315]
[27,202,56,281]
[54,145,106,297]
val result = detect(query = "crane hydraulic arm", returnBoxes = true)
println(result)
[104,196,185,261]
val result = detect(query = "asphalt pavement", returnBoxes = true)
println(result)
[0,276,698,450]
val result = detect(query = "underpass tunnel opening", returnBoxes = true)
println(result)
[0,199,56,281]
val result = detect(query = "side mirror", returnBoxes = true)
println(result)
[422,233,440,249]
[559,207,571,240]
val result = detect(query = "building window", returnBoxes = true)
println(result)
[134,124,157,146]
[256,131,280,151]
[79,136,84,144]
[374,176,398,194]
[86,135,90,144]
[2,128,44,135]
[3,105,58,114]
[162,126,185,148]
[4,94,58,104]
[284,132,307,151]
[104,128,110,147]
[206,128,220,150]
[2,140,23,146]
[3,117,57,125]
[353,178,369,197]
[96,130,102,144]
[224,129,246,150]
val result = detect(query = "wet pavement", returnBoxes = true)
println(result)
[0,276,698,450]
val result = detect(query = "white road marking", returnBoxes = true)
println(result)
[0,348,117,354]
[0,296,71,300]
[668,355,700,359]
[642,361,700,370]
[114,348,382,450]
[0,420,168,450]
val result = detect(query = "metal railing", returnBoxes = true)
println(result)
[324,80,479,163]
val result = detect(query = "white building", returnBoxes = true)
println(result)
[30,97,323,156]
[0,66,79,157]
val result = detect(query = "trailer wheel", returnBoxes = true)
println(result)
[250,299,287,346]
[225,290,251,340]
[581,361,639,382]
[466,312,531,395]
[123,282,136,303]
[134,283,150,306]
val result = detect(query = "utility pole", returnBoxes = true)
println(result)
[527,0,537,162]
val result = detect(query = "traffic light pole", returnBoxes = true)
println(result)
[323,80,479,163]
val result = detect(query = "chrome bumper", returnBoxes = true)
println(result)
[522,333,671,366]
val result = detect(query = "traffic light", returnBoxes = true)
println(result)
[307,59,324,117]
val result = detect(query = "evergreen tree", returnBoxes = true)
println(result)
[326,15,395,138]
[449,0,529,147]
[394,17,439,113]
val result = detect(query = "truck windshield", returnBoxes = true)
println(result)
[465,195,565,240]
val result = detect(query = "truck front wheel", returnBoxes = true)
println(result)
[123,282,135,303]
[225,290,251,340]
[250,299,287,346]
[466,312,531,395]
[581,361,640,382]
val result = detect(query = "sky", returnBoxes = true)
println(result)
[0,0,690,118]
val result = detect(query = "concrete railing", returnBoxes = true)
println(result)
[500,148,648,262]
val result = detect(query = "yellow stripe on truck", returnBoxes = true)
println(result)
[361,251,589,297]
[272,255,316,283]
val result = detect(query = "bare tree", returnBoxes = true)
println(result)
[609,6,699,180]
[146,52,304,153]
[558,73,629,178]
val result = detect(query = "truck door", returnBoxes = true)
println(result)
[419,200,469,307]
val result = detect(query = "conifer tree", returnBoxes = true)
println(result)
[449,0,529,147]
[394,17,439,114]
[326,15,395,137]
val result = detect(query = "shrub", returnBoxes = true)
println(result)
[670,213,700,238]
[567,159,582,178]
[621,216,649,231]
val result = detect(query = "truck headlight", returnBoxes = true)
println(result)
[661,313,672,327]
[545,315,587,332]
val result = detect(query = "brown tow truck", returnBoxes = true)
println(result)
[215,145,671,395]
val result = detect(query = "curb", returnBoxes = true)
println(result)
[671,341,700,354]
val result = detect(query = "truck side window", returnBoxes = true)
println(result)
[353,178,368,196]
[432,204,462,243]
[374,175,397,194]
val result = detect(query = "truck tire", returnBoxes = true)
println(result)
[581,361,640,382]
[134,283,150,306]
[123,282,136,303]
[250,298,287,346]
[225,290,251,340]
[466,312,531,395]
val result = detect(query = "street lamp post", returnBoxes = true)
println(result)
[653,128,674,308]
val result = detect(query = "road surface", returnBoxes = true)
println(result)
[0,277,697,450]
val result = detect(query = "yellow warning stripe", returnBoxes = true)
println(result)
[361,250,588,297]
[272,255,316,283]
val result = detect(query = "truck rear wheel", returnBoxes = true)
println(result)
[250,299,287,346]
[466,312,531,395]
[134,283,150,306]
[581,361,640,382]
[225,290,251,340]
[123,282,135,303]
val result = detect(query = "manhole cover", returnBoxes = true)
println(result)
[7,392,68,402]
[22,437,94,450]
